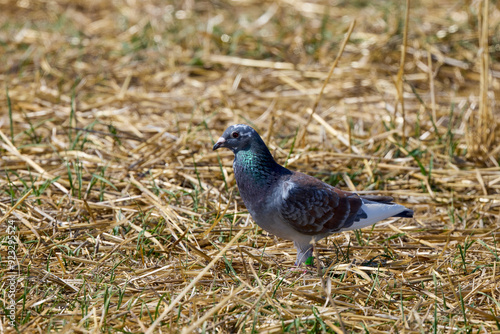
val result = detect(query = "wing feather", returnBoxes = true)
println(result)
[278,172,363,235]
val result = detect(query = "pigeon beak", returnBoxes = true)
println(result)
[213,137,226,151]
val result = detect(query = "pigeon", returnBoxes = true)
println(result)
[213,124,413,265]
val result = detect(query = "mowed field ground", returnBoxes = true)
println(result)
[1,0,500,332]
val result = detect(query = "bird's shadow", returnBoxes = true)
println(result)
[359,254,391,267]
[319,238,351,268]
[319,241,393,278]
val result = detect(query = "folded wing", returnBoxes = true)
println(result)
[278,172,364,235]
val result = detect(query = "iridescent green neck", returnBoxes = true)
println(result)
[234,147,280,185]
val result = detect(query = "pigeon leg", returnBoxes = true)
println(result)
[289,246,314,273]
[294,241,314,266]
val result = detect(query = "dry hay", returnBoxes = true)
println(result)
[1,0,500,332]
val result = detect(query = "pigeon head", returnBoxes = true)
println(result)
[213,124,259,153]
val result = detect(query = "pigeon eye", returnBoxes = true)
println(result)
[231,131,239,138]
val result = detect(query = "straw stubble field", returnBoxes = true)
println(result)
[1,0,500,332]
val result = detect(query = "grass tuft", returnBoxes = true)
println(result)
[0,0,499,332]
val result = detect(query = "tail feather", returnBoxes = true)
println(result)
[342,198,413,232]
[392,209,414,218]
[360,195,394,203]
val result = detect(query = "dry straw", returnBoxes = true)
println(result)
[0,0,499,332]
